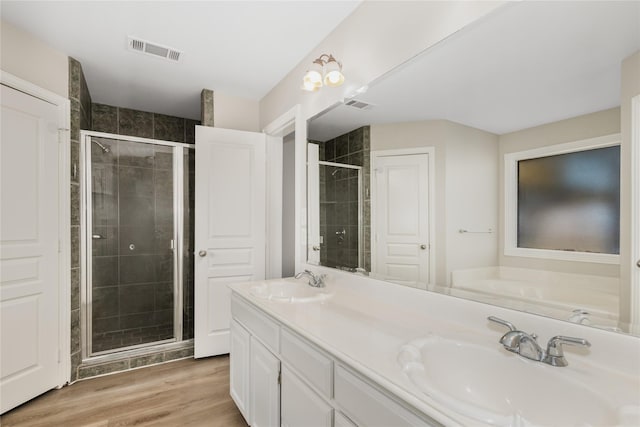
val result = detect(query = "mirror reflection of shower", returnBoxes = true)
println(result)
[318,161,363,270]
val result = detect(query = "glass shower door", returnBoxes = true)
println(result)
[86,136,177,355]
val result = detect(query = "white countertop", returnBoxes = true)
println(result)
[229,273,640,427]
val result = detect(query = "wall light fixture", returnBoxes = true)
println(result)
[302,54,345,92]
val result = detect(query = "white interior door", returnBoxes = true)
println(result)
[372,153,430,288]
[1,84,61,413]
[194,126,267,358]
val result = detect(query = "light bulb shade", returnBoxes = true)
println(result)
[323,58,344,87]
[302,60,323,92]
[304,69,322,85]
[301,78,320,92]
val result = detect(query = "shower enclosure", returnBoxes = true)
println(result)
[80,132,194,358]
[317,161,363,270]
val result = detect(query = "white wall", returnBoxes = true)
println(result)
[282,133,296,277]
[498,107,621,278]
[443,121,499,283]
[214,92,260,132]
[371,120,499,285]
[259,1,504,129]
[1,20,68,98]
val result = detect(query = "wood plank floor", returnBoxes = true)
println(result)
[1,355,248,427]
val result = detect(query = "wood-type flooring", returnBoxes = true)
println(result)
[1,355,248,427]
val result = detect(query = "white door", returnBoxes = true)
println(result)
[1,84,61,413]
[372,153,430,288]
[250,336,280,427]
[194,126,267,357]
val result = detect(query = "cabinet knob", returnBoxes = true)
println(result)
[420,244,427,250]
[198,250,207,257]
[312,246,320,251]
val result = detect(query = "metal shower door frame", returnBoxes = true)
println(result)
[80,130,193,360]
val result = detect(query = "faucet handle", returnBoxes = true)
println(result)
[543,335,591,367]
[487,316,517,331]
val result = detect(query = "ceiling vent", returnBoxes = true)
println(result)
[128,36,182,62]
[344,99,373,110]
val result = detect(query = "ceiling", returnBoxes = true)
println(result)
[1,1,361,120]
[309,1,640,141]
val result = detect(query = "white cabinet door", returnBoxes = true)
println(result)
[335,411,358,427]
[281,366,332,427]
[372,153,430,289]
[230,320,251,423]
[250,337,280,427]
[0,84,61,413]
[194,127,267,357]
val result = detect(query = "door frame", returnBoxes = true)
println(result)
[370,147,436,287]
[1,71,71,385]
[630,94,640,334]
[263,105,305,275]
[79,131,194,359]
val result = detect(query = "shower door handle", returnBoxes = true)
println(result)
[198,250,207,257]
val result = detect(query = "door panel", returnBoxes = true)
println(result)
[230,319,251,423]
[373,154,430,288]
[1,84,60,413]
[281,366,332,427]
[194,127,267,357]
[250,337,280,427]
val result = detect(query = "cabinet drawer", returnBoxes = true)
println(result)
[280,328,333,398]
[334,365,437,427]
[231,294,279,353]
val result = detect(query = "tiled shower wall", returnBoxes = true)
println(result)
[69,58,199,380]
[69,58,91,382]
[315,126,371,270]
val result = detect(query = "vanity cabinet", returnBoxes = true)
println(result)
[230,294,439,427]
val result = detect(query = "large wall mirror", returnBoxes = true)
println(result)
[305,2,640,336]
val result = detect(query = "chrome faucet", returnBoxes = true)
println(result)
[568,309,591,325]
[488,316,590,367]
[294,270,326,288]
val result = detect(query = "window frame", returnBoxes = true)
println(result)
[504,133,621,264]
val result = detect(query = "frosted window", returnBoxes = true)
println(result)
[517,145,620,254]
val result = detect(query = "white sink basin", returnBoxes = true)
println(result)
[398,335,638,426]
[250,279,333,303]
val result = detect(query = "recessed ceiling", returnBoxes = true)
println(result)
[309,1,640,141]
[1,1,361,120]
